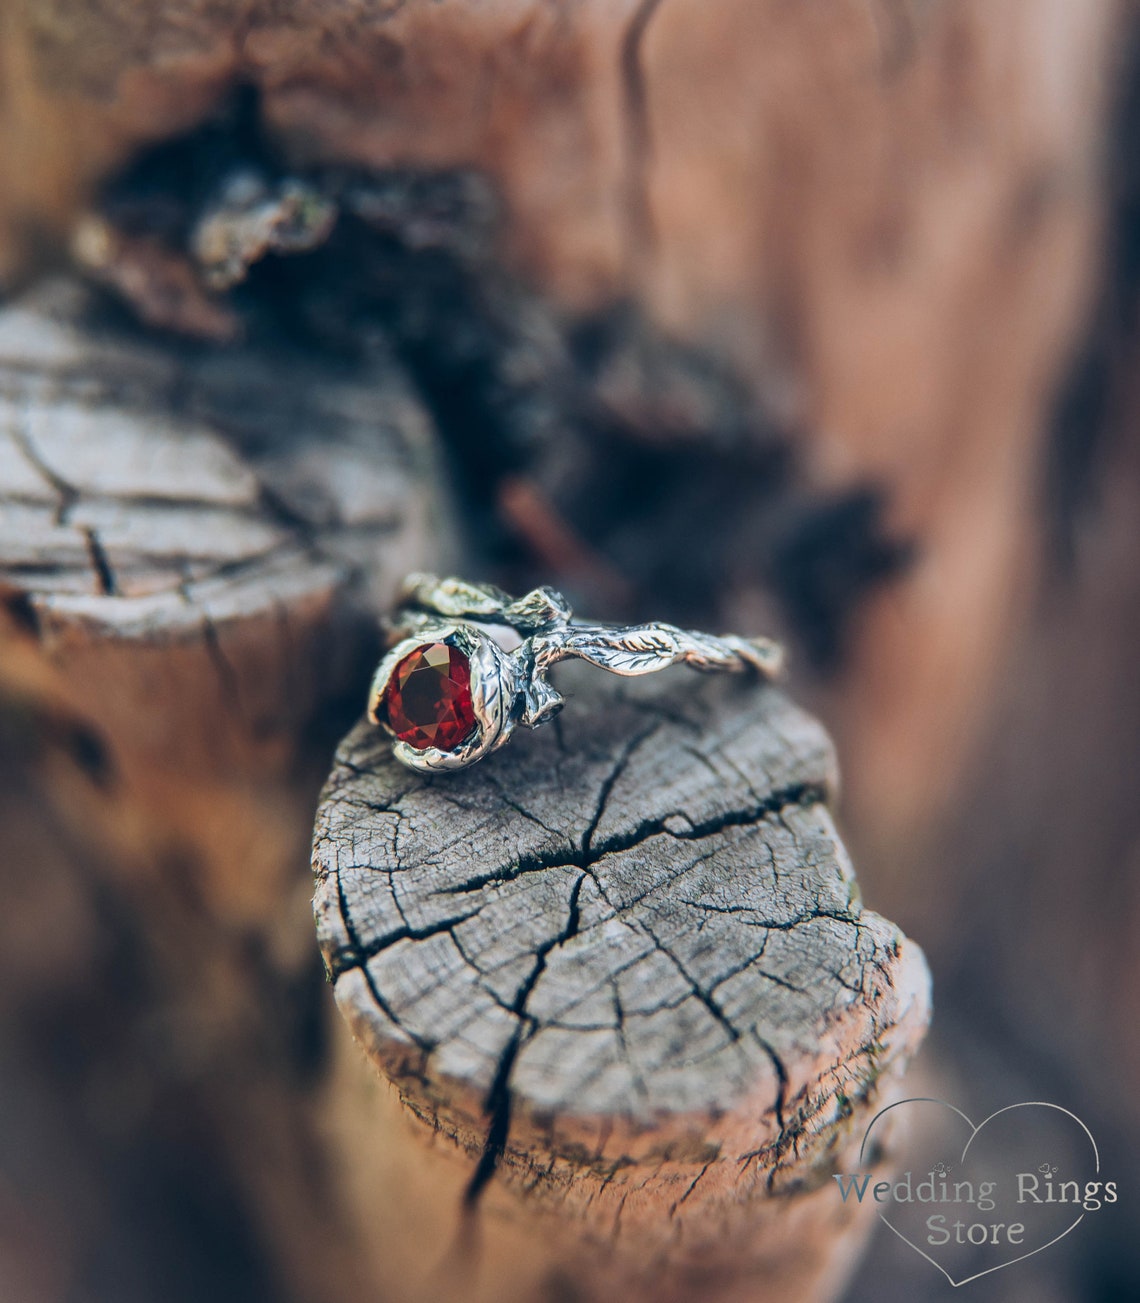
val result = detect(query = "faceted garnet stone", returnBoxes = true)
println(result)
[382,642,477,751]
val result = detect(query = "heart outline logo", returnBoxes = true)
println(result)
[860,1099,1101,1288]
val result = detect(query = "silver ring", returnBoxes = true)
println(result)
[368,574,785,773]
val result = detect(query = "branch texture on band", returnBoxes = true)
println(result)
[368,574,785,773]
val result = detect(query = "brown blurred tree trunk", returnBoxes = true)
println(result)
[0,2,1128,1301]
[0,0,1118,852]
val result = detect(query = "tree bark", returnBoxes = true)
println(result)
[313,667,930,1302]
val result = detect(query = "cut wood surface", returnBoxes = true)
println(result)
[0,277,447,771]
[313,667,931,1301]
[0,276,441,619]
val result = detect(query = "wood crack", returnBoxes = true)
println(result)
[334,864,435,1055]
[436,779,827,897]
[464,872,586,1206]
[82,527,118,595]
[326,904,481,978]
[637,918,741,1045]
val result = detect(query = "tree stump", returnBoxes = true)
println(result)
[313,667,931,1302]
[0,281,451,1303]
[0,276,449,784]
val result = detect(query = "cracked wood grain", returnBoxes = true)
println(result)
[313,666,930,1301]
[0,276,451,776]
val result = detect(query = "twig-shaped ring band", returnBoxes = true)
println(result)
[368,574,784,773]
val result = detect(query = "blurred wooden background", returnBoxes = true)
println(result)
[1,1,1138,1299]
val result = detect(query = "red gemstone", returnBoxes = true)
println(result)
[381,642,477,751]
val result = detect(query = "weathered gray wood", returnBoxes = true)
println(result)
[0,280,450,1303]
[313,666,930,1301]
[0,277,450,769]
